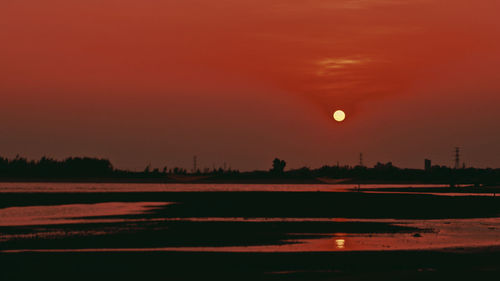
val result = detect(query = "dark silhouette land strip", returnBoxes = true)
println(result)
[0,156,499,185]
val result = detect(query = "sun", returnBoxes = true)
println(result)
[333,110,346,122]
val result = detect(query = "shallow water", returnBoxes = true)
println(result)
[1,204,499,252]
[1,183,499,253]
[0,202,170,226]
[3,217,500,252]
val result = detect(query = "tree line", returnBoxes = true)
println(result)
[0,156,499,184]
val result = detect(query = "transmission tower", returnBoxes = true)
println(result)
[193,155,197,173]
[454,147,460,169]
[359,153,364,167]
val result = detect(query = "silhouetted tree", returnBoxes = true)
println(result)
[271,158,286,173]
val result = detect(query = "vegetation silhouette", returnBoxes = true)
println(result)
[0,155,499,185]
[271,158,286,174]
[0,155,113,178]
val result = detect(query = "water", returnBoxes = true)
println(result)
[0,202,170,226]
[1,182,499,253]
[2,212,499,252]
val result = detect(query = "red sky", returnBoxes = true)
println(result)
[1,0,500,170]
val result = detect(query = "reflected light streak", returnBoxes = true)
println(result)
[335,239,346,249]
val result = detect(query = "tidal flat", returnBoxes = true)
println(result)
[1,183,500,280]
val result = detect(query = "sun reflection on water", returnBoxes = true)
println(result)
[335,239,346,249]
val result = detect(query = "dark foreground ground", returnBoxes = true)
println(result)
[2,249,500,281]
[1,190,500,280]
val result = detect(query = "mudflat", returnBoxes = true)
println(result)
[1,184,500,280]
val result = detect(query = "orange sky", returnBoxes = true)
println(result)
[1,0,500,170]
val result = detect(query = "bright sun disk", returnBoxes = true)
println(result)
[333,110,346,122]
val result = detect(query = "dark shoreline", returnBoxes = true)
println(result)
[0,178,498,186]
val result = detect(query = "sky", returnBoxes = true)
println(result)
[1,0,500,171]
